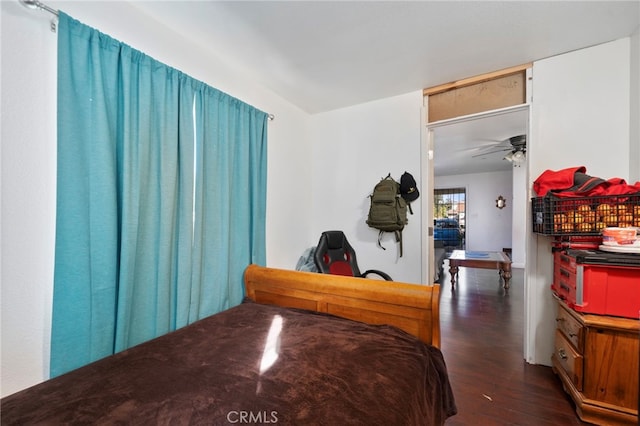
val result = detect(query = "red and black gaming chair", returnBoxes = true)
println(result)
[313,230,392,281]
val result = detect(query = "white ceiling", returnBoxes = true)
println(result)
[126,1,638,175]
[130,1,639,115]
[432,108,529,176]
[44,1,638,175]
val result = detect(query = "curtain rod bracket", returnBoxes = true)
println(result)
[20,0,59,16]
[20,0,59,32]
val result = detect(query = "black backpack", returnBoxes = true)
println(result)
[366,174,408,256]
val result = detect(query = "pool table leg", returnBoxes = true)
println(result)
[449,264,458,289]
[500,265,512,291]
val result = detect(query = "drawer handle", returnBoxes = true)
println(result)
[560,269,570,278]
[555,317,565,323]
[558,348,568,360]
[569,332,577,338]
[560,283,571,292]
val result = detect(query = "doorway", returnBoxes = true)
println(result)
[421,104,529,352]
[425,107,528,276]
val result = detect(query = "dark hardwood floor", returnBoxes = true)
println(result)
[438,261,589,425]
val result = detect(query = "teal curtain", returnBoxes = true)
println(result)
[51,12,267,377]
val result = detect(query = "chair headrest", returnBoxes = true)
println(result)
[323,231,347,249]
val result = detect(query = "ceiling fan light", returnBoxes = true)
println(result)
[503,152,514,162]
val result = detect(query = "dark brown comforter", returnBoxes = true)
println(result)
[2,301,456,425]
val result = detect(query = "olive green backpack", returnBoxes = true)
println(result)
[366,174,408,256]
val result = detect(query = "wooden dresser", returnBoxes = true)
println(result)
[552,297,639,425]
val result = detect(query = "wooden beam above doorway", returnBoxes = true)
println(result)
[424,63,531,123]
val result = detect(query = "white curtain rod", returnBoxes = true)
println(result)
[18,0,275,121]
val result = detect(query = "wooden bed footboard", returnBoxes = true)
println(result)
[244,264,441,348]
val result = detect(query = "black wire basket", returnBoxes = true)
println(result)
[531,193,640,236]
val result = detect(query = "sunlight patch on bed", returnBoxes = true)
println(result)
[259,315,283,374]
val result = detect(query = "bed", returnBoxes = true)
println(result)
[1,265,457,425]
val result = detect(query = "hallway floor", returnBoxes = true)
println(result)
[438,262,589,425]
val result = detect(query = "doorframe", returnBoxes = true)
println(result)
[420,104,529,282]
[420,107,435,286]
[420,102,531,354]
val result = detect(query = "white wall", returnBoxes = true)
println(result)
[1,1,58,399]
[0,1,311,396]
[308,92,424,284]
[526,38,632,365]
[630,27,640,182]
[436,171,513,253]
[1,1,636,397]
[530,39,631,182]
[511,164,527,268]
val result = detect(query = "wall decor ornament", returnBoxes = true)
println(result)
[496,196,506,209]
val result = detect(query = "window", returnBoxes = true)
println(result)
[435,187,466,248]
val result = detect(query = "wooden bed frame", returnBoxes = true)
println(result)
[244,264,441,348]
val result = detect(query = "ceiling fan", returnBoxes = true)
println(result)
[471,134,526,162]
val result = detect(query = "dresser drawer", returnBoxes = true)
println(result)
[554,330,583,390]
[555,303,583,351]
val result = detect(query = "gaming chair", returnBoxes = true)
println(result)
[313,230,392,281]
